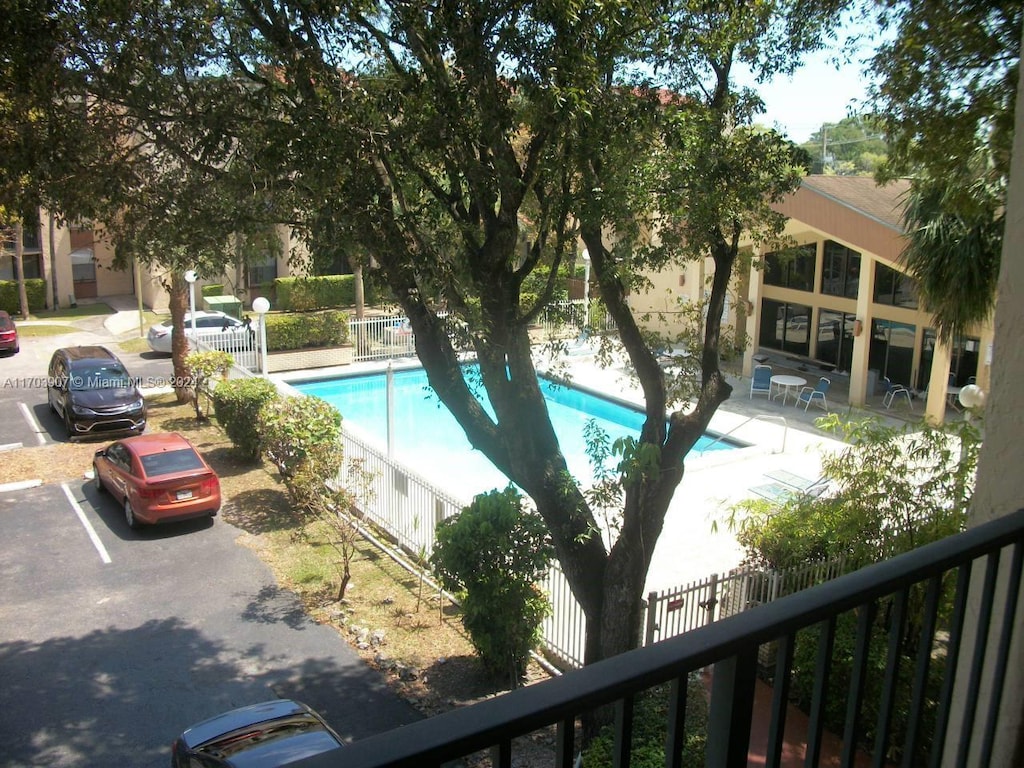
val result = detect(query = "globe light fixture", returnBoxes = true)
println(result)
[958,383,985,411]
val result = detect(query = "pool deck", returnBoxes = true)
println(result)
[274,348,931,593]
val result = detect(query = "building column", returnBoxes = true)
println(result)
[923,340,953,425]
[847,255,876,406]
[741,248,761,378]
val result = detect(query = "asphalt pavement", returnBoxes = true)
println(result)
[0,304,422,767]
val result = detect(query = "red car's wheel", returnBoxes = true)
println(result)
[124,498,139,529]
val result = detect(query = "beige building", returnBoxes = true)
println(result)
[632,174,994,424]
[2,217,297,313]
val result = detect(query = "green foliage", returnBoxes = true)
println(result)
[866,3,1017,343]
[798,115,888,176]
[900,174,1003,345]
[581,677,708,768]
[274,276,380,311]
[200,283,224,298]
[731,416,978,572]
[728,415,977,766]
[0,279,46,314]
[264,309,349,351]
[787,596,948,765]
[430,487,554,685]
[211,376,280,461]
[259,395,343,482]
[183,350,233,420]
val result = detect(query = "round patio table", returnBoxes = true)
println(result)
[770,374,808,406]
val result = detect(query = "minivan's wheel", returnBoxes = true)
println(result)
[92,463,104,494]
[124,498,139,529]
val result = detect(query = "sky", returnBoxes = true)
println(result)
[735,22,885,145]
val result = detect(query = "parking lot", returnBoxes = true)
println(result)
[0,313,420,767]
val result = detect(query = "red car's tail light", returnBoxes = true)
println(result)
[200,476,220,496]
[138,486,166,500]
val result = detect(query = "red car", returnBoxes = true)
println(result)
[0,310,19,354]
[93,432,221,528]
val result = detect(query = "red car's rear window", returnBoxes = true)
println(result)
[0,316,12,330]
[140,448,206,477]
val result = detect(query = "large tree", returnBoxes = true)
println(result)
[63,0,842,665]
[865,0,1022,342]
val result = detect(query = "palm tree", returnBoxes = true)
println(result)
[900,169,1003,345]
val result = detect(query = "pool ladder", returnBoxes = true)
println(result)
[697,413,788,455]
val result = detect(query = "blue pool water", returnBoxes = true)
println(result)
[292,366,735,497]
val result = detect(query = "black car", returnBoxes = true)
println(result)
[171,699,345,768]
[46,346,147,440]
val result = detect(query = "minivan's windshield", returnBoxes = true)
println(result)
[69,363,133,390]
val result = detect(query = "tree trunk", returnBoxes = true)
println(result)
[169,276,191,403]
[14,222,30,320]
[48,214,59,310]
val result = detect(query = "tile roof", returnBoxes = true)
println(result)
[801,175,911,232]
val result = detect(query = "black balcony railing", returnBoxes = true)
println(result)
[296,508,1024,768]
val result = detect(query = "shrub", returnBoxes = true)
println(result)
[259,395,343,484]
[265,309,349,350]
[430,487,554,686]
[274,275,381,310]
[200,283,224,298]
[211,377,280,461]
[581,677,709,768]
[0,279,46,314]
[183,350,233,420]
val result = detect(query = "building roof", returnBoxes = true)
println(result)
[801,175,911,232]
[772,175,912,263]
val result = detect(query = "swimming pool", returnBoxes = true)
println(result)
[292,365,737,496]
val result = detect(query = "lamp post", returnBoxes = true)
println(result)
[581,248,591,332]
[252,296,270,377]
[184,269,198,340]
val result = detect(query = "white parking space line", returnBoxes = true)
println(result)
[18,402,48,445]
[62,482,112,565]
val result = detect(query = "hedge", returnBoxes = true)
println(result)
[264,309,349,351]
[200,284,225,298]
[0,279,47,314]
[273,275,381,310]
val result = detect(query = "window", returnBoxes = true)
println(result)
[815,310,856,372]
[20,225,42,251]
[141,448,205,477]
[759,299,812,356]
[0,253,42,280]
[869,320,917,388]
[763,244,815,292]
[874,262,918,308]
[248,254,278,286]
[70,248,97,284]
[820,241,861,299]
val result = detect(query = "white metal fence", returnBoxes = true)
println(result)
[193,326,260,371]
[331,415,853,670]
[349,315,418,362]
[337,427,469,559]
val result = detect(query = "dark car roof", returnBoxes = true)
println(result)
[180,700,343,767]
[54,345,118,363]
[181,700,322,748]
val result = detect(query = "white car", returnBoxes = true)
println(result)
[146,310,251,354]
